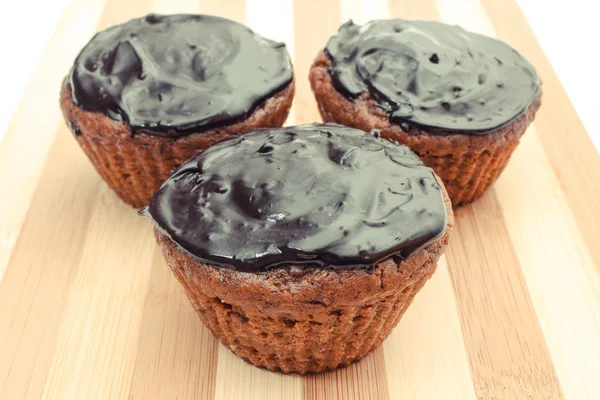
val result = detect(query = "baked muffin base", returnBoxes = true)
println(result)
[152,176,453,374]
[309,52,541,206]
[60,79,295,208]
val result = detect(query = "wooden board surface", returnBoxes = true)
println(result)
[1,0,599,398]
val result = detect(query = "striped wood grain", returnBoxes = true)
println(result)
[496,128,600,399]
[0,128,102,400]
[129,0,226,397]
[436,1,600,398]
[482,0,600,277]
[129,247,219,399]
[365,2,478,399]
[294,1,387,398]
[216,2,304,399]
[41,1,153,399]
[384,257,476,399]
[0,0,112,396]
[0,0,599,399]
[41,187,156,399]
[0,0,106,280]
[433,1,563,398]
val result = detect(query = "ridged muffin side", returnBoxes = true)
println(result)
[310,52,541,207]
[60,79,294,208]
[153,175,453,374]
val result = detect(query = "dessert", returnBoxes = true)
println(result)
[141,123,453,374]
[61,14,294,207]
[310,19,541,206]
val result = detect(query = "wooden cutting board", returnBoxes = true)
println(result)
[1,0,599,398]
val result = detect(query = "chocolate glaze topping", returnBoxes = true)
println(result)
[141,124,447,272]
[325,19,540,134]
[69,14,293,137]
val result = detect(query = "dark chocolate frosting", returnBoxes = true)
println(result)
[325,19,540,134]
[69,14,293,137]
[141,124,447,272]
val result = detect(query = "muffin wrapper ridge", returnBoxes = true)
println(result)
[310,53,541,206]
[60,81,294,208]
[154,215,452,375]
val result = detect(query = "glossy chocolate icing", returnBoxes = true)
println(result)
[69,14,293,137]
[141,124,447,272]
[325,19,540,134]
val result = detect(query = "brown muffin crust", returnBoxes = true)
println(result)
[153,175,453,374]
[60,78,295,208]
[310,51,542,206]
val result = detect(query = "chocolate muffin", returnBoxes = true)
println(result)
[310,19,541,206]
[61,14,294,208]
[141,123,453,374]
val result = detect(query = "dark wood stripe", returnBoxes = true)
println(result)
[128,247,219,399]
[445,192,564,399]
[481,0,600,273]
[306,351,389,400]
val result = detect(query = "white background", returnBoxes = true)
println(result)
[0,0,598,151]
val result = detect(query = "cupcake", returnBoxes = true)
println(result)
[61,14,294,208]
[310,19,541,206]
[141,123,453,374]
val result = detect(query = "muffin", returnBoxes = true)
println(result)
[310,19,541,206]
[141,123,453,374]
[61,14,294,208]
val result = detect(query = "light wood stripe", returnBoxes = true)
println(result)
[129,247,219,399]
[0,128,102,399]
[340,0,389,22]
[41,188,155,399]
[0,0,106,281]
[246,0,296,126]
[293,0,340,125]
[388,0,438,20]
[214,348,303,400]
[481,0,600,273]
[246,0,291,58]
[43,3,200,399]
[384,257,476,399]
[95,0,150,29]
[154,0,197,13]
[496,129,600,399]
[437,0,495,36]
[199,0,245,23]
